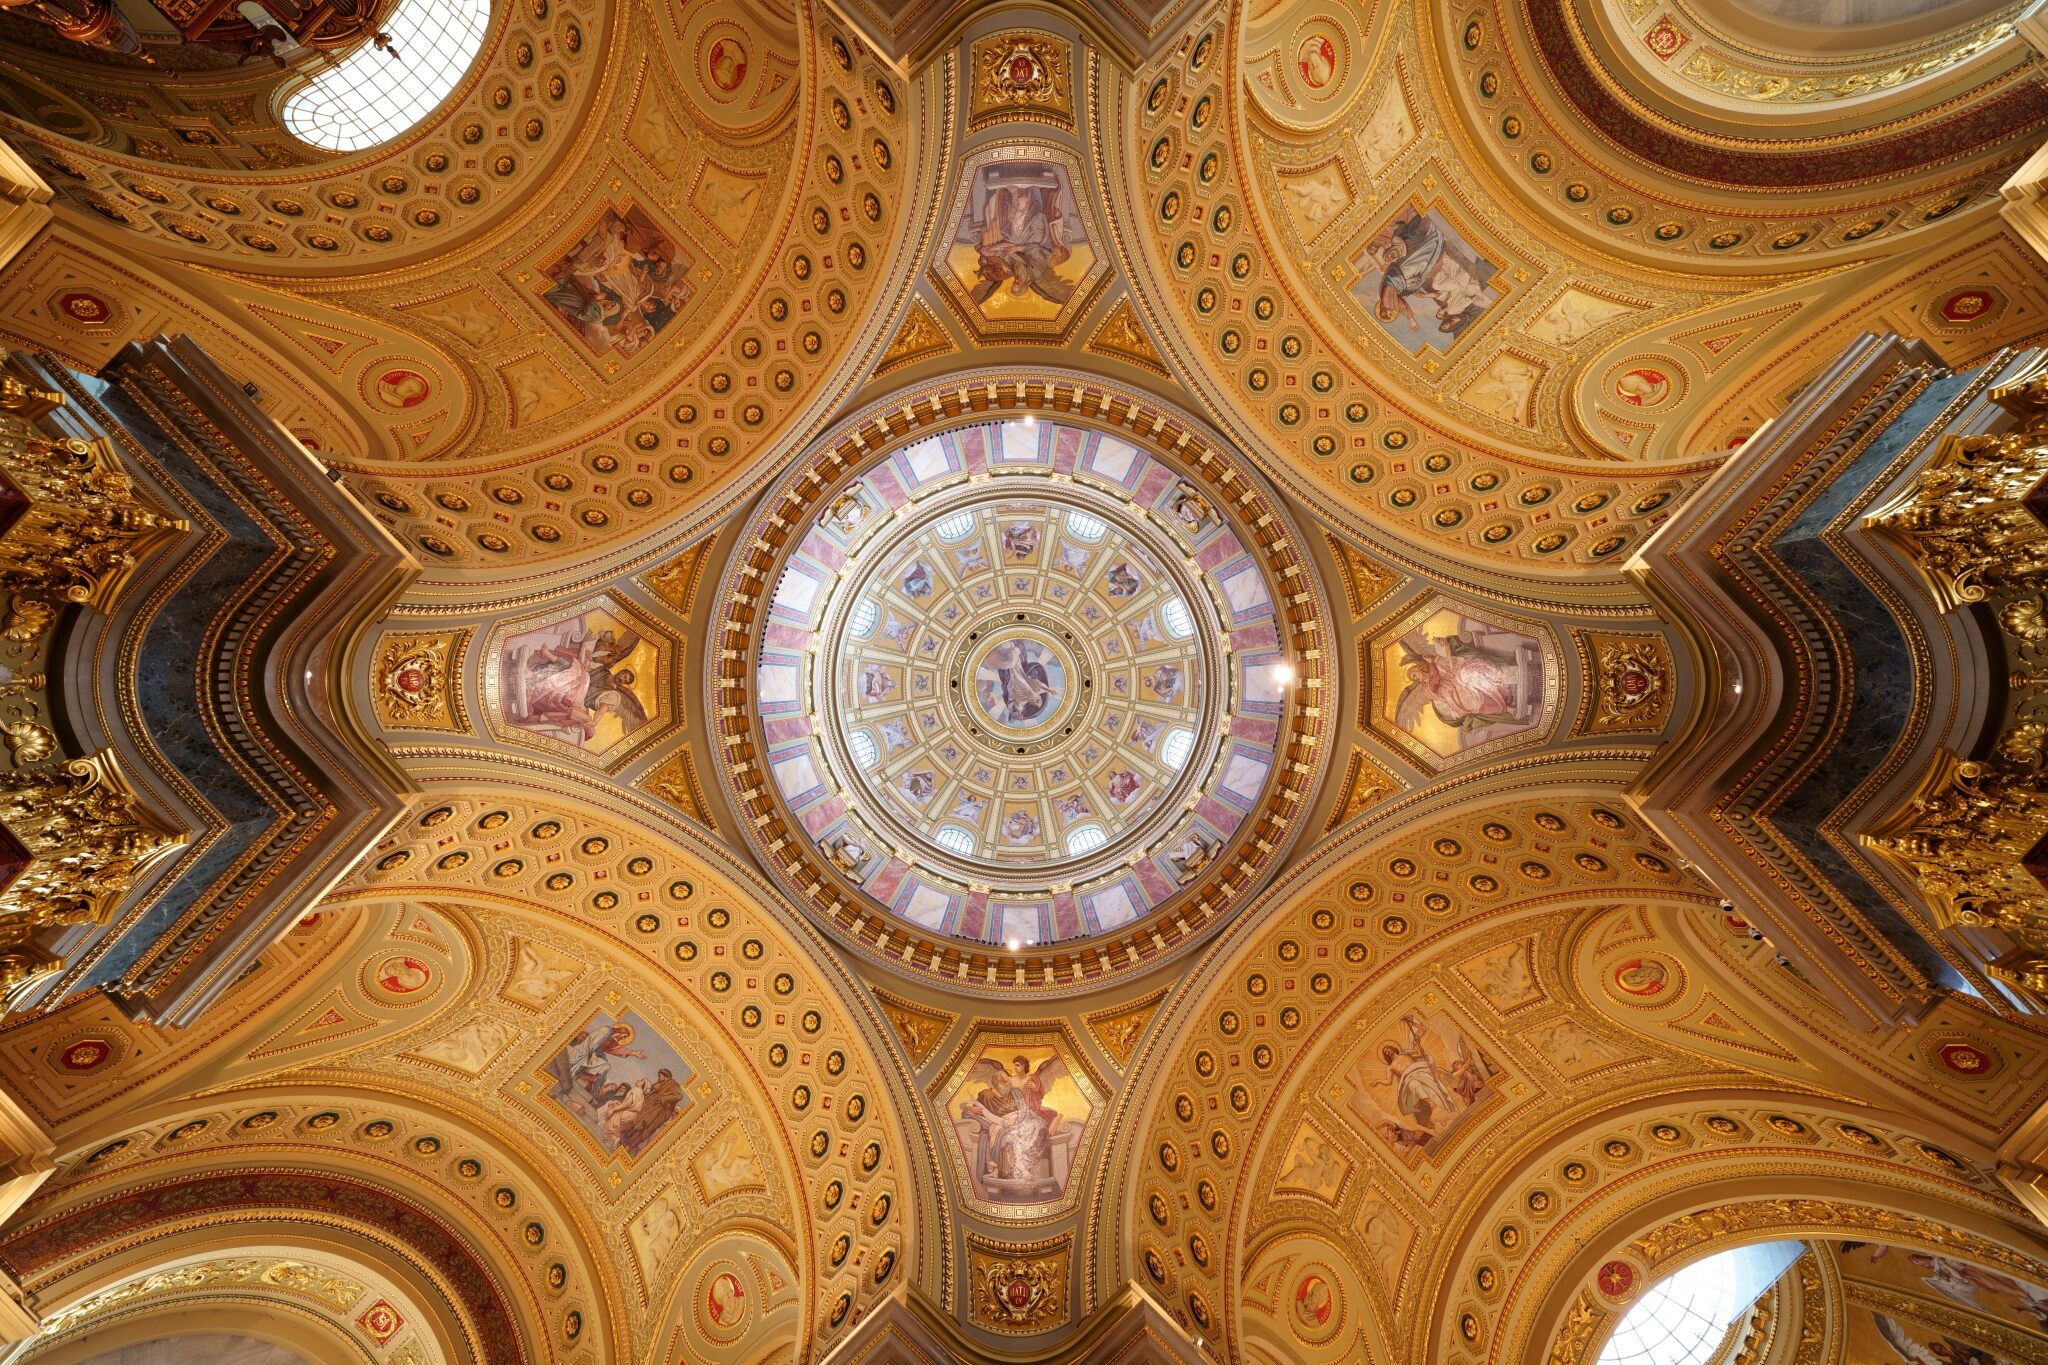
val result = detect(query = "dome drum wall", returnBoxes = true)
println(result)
[708,378,1333,991]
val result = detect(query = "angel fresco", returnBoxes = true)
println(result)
[1382,607,1545,759]
[1841,1243,2048,1332]
[953,1052,1083,1202]
[1869,1312,2012,1365]
[500,608,656,755]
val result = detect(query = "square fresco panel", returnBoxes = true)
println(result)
[540,204,695,357]
[498,604,656,757]
[1381,605,1546,760]
[943,1043,1092,1206]
[946,157,1094,324]
[1343,1008,1500,1162]
[542,1009,695,1161]
[1350,202,1501,355]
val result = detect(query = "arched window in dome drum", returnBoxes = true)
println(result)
[935,825,975,856]
[1065,511,1107,542]
[1161,727,1195,770]
[1065,823,1108,856]
[1597,1241,1803,1365]
[848,729,878,770]
[848,597,880,638]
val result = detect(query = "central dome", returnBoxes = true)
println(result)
[708,377,1332,988]
[821,487,1216,878]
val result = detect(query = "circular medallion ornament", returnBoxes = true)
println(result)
[705,1267,747,1330]
[371,954,432,997]
[1610,956,1674,1000]
[708,380,1330,988]
[705,37,746,93]
[1614,368,1671,408]
[1296,34,1338,90]
[1597,1260,1636,1298]
[1293,1270,1338,1337]
[373,368,432,409]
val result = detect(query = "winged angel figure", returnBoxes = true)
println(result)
[959,1054,1072,1188]
[1393,630,1526,735]
[1872,1312,2011,1365]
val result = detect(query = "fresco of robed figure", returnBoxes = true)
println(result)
[1344,1008,1500,1163]
[539,204,695,358]
[1381,605,1545,759]
[947,158,1094,323]
[945,1044,1093,1204]
[1350,202,1502,355]
[542,1009,696,1161]
[498,604,657,756]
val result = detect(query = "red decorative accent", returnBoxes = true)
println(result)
[1939,289,1995,324]
[357,1299,403,1345]
[1938,1041,1993,1075]
[57,1039,112,1072]
[1642,17,1689,62]
[57,292,112,324]
[1598,1260,1636,1297]
[1007,54,1037,85]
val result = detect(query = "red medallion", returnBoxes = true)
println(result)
[58,1039,111,1072]
[1938,1040,1993,1075]
[58,292,112,324]
[1939,289,1995,324]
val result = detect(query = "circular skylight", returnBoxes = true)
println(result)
[282,0,491,152]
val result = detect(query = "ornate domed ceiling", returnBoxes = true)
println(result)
[711,389,1330,983]
[0,0,2046,1363]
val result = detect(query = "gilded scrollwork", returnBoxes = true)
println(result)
[970,1235,1069,1333]
[372,630,470,733]
[1863,367,2048,994]
[0,750,186,997]
[970,31,1074,129]
[0,415,184,613]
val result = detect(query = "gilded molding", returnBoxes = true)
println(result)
[372,630,471,733]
